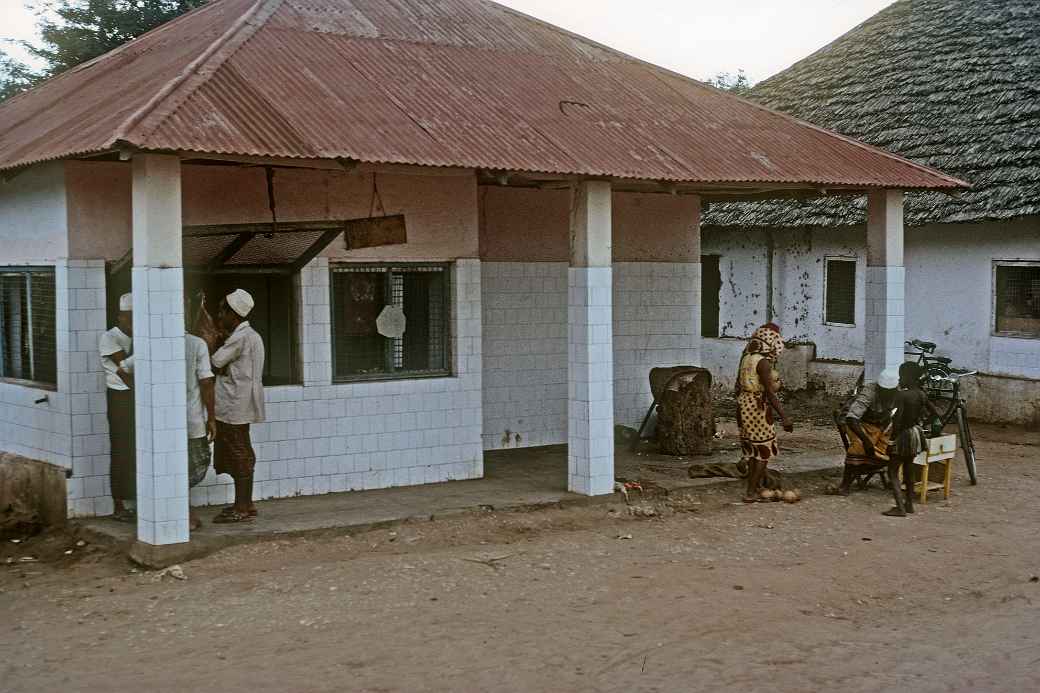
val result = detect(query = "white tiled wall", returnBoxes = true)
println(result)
[132,266,190,545]
[0,380,70,467]
[568,266,615,496]
[613,262,702,428]
[480,261,702,451]
[64,261,116,518]
[299,259,333,387]
[864,265,905,383]
[481,262,567,449]
[188,259,484,507]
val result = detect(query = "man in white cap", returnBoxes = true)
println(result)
[211,289,265,523]
[836,367,900,496]
[99,293,135,521]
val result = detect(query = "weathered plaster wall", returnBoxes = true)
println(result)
[701,226,866,357]
[478,187,700,263]
[63,162,481,261]
[65,161,131,261]
[701,219,1040,423]
[0,162,68,262]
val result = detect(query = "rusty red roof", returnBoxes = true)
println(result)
[0,0,968,190]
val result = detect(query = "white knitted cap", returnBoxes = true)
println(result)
[877,368,899,390]
[226,289,254,318]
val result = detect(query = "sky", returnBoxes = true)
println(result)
[0,0,895,83]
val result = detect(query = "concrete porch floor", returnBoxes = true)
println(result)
[77,428,846,565]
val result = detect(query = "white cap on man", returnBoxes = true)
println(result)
[226,289,254,318]
[877,368,900,390]
[118,293,132,312]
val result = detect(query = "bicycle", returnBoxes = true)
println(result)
[904,339,978,485]
[844,340,979,487]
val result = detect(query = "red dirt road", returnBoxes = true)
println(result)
[2,426,1038,693]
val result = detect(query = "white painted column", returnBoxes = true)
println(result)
[865,189,905,383]
[568,181,614,496]
[132,154,189,546]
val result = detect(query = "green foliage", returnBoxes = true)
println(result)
[26,0,209,77]
[708,69,753,96]
[0,49,39,101]
[0,0,207,101]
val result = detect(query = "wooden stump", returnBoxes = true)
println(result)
[652,367,715,456]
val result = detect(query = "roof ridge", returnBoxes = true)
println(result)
[111,0,284,148]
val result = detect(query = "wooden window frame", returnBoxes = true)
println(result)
[992,260,1040,340]
[823,256,857,327]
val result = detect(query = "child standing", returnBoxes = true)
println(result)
[884,362,940,517]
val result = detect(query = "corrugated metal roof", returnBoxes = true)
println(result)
[0,0,968,190]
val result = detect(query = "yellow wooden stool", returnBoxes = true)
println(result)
[907,434,957,503]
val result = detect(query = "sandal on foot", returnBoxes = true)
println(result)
[212,510,255,524]
[217,506,258,518]
[882,507,907,517]
[113,509,136,523]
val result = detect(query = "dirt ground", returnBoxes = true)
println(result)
[2,423,1039,693]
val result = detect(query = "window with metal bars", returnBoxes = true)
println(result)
[824,258,856,326]
[0,267,57,387]
[994,262,1040,338]
[331,264,450,381]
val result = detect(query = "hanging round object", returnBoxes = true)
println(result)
[376,304,406,339]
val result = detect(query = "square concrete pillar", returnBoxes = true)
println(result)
[865,189,905,383]
[131,154,189,547]
[568,181,614,496]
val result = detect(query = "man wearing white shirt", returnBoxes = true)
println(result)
[211,289,266,524]
[184,301,217,529]
[99,293,135,522]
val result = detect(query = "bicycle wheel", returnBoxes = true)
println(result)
[956,405,978,485]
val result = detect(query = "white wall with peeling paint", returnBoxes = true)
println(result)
[702,219,1040,424]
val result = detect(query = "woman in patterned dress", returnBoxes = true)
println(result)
[735,323,794,502]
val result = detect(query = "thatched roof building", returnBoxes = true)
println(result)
[707,0,1040,227]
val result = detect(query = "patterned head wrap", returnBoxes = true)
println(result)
[745,323,785,359]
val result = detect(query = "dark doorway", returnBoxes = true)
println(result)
[701,255,722,338]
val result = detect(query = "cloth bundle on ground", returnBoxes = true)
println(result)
[687,460,786,489]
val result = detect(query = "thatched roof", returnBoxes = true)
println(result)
[706,0,1040,228]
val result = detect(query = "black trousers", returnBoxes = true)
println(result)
[106,388,136,501]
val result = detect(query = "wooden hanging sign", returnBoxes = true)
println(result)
[343,215,408,251]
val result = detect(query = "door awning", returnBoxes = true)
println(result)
[109,216,407,275]
[183,222,344,274]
